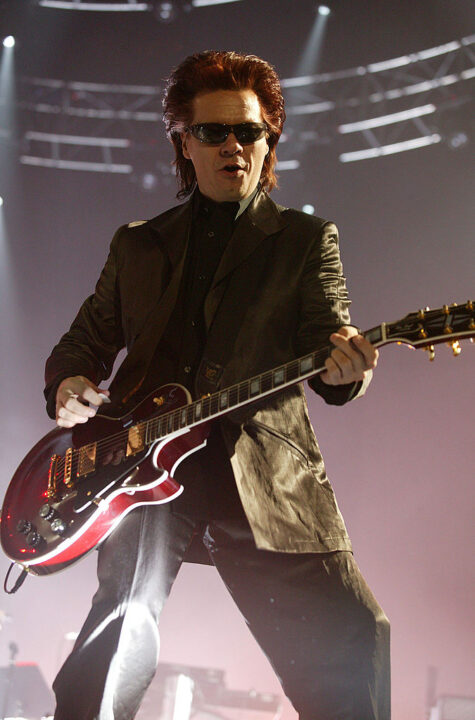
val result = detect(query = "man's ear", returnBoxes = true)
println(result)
[181,132,191,160]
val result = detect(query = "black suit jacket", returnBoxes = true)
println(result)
[45,189,368,553]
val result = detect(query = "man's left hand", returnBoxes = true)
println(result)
[320,326,378,386]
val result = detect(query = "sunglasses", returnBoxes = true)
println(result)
[186,122,267,145]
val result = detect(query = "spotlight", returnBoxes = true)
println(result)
[0,197,3,207]
[2,36,15,48]
[153,1,176,22]
[302,204,315,215]
[318,5,330,16]
[447,131,468,150]
[140,172,158,191]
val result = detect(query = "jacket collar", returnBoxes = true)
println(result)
[147,187,288,281]
[211,188,288,286]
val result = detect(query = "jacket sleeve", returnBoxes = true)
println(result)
[44,226,127,417]
[295,220,369,406]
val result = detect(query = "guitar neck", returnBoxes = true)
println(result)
[143,299,474,445]
[143,324,385,446]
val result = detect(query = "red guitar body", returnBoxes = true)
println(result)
[1,385,209,576]
[2,301,473,578]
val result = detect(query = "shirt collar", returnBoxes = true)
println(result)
[193,184,260,221]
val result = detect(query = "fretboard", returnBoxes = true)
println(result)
[141,324,384,445]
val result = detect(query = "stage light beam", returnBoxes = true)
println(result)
[3,36,15,49]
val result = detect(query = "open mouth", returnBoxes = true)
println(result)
[221,164,245,175]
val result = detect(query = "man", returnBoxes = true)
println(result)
[45,51,389,719]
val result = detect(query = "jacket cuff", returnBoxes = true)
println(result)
[308,374,365,406]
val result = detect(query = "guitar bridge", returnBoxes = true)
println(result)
[47,454,60,498]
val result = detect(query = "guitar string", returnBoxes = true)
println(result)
[53,346,333,480]
[48,309,473,483]
[46,308,475,491]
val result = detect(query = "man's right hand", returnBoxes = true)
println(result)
[55,376,110,428]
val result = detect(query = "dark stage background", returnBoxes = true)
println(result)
[0,1,473,718]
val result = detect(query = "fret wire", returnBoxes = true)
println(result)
[210,394,220,416]
[238,381,249,402]
[228,386,239,406]
[201,396,211,418]
[64,346,335,477]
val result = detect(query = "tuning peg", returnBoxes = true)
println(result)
[447,340,462,356]
[424,345,435,361]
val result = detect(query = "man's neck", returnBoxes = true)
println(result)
[235,185,259,218]
[196,185,259,220]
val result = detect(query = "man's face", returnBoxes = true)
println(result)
[181,89,269,203]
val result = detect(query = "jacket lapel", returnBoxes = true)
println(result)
[111,198,193,405]
[204,191,288,331]
[148,195,193,270]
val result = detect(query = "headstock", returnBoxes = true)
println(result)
[378,301,474,360]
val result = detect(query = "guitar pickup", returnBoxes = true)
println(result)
[126,425,145,456]
[77,442,97,477]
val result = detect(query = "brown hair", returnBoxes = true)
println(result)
[162,50,285,199]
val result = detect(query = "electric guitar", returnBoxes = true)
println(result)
[1,302,473,578]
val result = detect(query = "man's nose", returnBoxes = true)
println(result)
[220,132,243,155]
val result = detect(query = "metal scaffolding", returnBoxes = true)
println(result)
[10,35,475,181]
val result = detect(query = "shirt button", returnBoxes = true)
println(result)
[198,274,206,281]
[191,320,196,327]
[184,366,191,374]
[208,231,215,237]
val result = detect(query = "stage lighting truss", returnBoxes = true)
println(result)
[15,35,474,176]
[18,78,162,174]
[281,35,474,163]
[37,0,244,11]
[38,1,150,10]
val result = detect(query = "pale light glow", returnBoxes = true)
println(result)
[2,36,15,48]
[275,160,300,170]
[339,134,441,162]
[318,5,330,15]
[25,131,130,147]
[338,104,436,134]
[172,674,194,720]
[192,0,242,5]
[20,156,133,173]
[0,197,3,207]
[39,1,149,9]
[286,101,335,115]
[302,204,315,215]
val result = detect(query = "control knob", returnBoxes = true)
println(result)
[39,503,55,521]
[16,519,33,535]
[50,518,67,536]
[26,530,42,547]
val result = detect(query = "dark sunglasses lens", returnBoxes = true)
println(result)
[192,123,266,144]
[196,124,228,143]
[235,124,265,143]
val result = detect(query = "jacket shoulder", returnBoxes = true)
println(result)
[114,199,190,238]
[279,206,329,231]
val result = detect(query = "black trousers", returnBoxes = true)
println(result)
[53,428,390,720]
